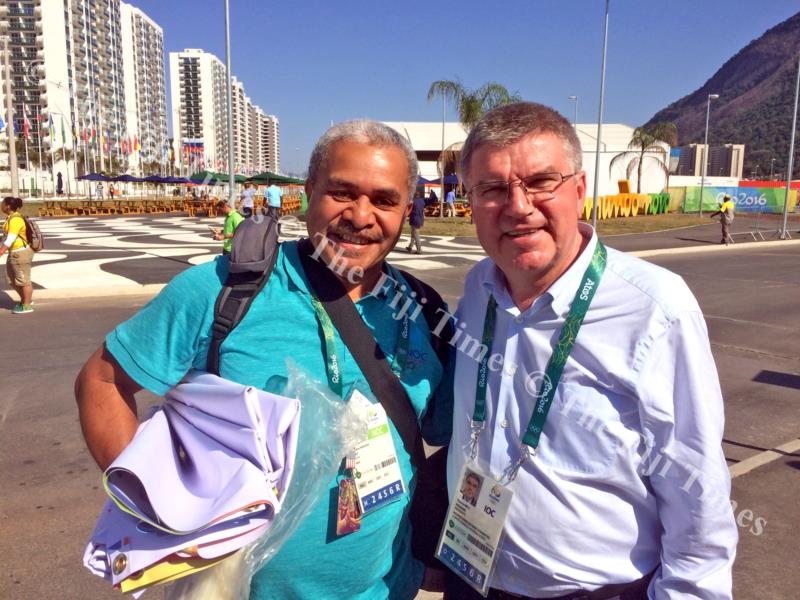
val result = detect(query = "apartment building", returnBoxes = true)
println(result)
[0,0,168,189]
[120,1,167,171]
[169,47,279,175]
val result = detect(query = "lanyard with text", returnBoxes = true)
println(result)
[470,241,608,482]
[309,294,411,399]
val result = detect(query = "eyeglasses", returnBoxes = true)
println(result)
[467,172,577,208]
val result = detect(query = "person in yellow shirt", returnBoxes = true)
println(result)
[1,196,34,314]
[710,193,735,245]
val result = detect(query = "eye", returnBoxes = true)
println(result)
[523,175,560,191]
[479,182,509,197]
[372,195,400,208]
[328,189,355,202]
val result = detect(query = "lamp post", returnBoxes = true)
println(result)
[770,157,776,180]
[698,93,719,217]
[780,49,799,240]
[568,95,578,127]
[590,0,610,228]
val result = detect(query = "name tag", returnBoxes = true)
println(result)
[436,464,512,596]
[349,390,406,515]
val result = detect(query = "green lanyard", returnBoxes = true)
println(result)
[309,294,411,398]
[471,241,607,478]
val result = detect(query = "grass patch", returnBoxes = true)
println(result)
[405,213,709,238]
[595,214,709,235]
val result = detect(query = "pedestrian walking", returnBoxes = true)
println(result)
[406,191,425,254]
[710,194,735,244]
[212,201,245,255]
[1,196,34,314]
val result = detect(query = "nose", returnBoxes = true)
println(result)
[344,195,377,229]
[504,182,535,217]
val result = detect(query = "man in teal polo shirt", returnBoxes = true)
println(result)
[75,120,453,600]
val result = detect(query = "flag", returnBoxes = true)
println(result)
[22,106,30,140]
[60,116,66,144]
[48,113,55,141]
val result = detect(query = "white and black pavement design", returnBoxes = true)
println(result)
[0,215,486,290]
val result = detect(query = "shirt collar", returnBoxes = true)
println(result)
[481,223,597,317]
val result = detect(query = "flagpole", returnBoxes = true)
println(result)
[61,117,71,198]
[98,110,105,173]
[36,112,44,199]
[23,106,30,195]
[48,115,56,196]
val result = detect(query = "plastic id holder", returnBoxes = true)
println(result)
[435,463,513,597]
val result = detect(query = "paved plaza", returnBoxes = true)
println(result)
[1,214,798,599]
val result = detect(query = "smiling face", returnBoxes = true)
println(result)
[305,140,411,298]
[468,132,587,307]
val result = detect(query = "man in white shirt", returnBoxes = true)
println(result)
[444,102,737,600]
[240,182,256,218]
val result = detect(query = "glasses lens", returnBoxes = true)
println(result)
[473,182,509,205]
[521,173,563,193]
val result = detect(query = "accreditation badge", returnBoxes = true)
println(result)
[348,389,406,515]
[435,463,512,596]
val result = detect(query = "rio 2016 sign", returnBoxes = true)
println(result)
[683,187,797,213]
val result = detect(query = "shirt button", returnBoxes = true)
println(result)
[514,315,524,324]
[494,473,503,482]
[500,419,509,428]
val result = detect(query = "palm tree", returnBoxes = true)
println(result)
[609,122,677,193]
[427,79,520,214]
[427,79,521,133]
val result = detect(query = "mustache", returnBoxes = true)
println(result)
[325,223,384,244]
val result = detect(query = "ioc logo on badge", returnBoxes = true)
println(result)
[484,505,496,517]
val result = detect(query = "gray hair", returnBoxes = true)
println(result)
[460,102,582,186]
[308,120,419,201]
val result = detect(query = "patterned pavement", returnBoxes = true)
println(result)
[1,215,487,291]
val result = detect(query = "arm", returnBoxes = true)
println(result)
[75,344,143,470]
[637,310,737,599]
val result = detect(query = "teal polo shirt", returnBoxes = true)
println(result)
[106,240,453,600]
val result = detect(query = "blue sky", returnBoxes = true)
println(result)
[137,1,799,175]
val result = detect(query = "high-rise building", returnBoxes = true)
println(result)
[169,47,279,175]
[0,0,168,190]
[675,143,745,179]
[120,2,167,173]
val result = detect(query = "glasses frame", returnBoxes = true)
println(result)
[467,172,577,208]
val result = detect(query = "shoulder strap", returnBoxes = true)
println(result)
[207,215,280,376]
[297,239,426,467]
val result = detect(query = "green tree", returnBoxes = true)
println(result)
[609,122,677,193]
[427,79,521,133]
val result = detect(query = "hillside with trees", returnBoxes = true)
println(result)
[647,11,800,179]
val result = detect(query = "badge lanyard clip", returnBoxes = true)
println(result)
[468,420,484,461]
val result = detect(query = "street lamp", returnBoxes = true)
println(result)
[568,95,578,127]
[770,157,776,180]
[698,93,719,217]
[591,0,610,228]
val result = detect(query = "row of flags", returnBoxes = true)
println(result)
[6,105,158,160]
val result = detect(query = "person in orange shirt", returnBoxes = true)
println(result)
[1,196,34,314]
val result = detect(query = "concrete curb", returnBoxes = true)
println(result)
[630,237,800,259]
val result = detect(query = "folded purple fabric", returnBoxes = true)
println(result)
[85,371,300,584]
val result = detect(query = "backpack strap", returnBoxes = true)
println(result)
[207,215,279,376]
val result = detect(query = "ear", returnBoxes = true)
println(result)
[573,171,587,217]
[304,180,313,201]
[404,197,413,218]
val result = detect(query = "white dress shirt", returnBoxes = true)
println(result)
[447,224,737,599]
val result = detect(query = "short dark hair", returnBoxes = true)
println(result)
[2,196,23,211]
[215,200,229,210]
[461,102,582,186]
